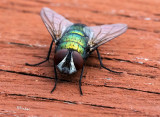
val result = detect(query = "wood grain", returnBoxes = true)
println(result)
[0,0,160,116]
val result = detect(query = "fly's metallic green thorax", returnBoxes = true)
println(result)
[56,24,89,58]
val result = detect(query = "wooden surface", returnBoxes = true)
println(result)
[0,0,160,116]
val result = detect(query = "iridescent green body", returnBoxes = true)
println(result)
[56,24,88,58]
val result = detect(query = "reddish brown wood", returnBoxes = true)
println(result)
[0,0,160,116]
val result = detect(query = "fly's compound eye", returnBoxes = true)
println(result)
[54,49,68,65]
[72,51,84,70]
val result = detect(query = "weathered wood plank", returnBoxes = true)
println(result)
[0,71,159,116]
[0,0,160,116]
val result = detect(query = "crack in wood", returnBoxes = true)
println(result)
[0,69,53,79]
[83,83,160,95]
[9,1,36,8]
[104,85,160,95]
[29,0,51,4]
[8,42,33,47]
[2,92,153,116]
[0,92,147,115]
[0,6,39,14]
[128,27,147,31]
[91,64,157,78]
[0,69,159,95]
[103,57,159,69]
[0,6,160,35]
[2,41,48,49]
[1,92,115,109]
[127,73,156,79]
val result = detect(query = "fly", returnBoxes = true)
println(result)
[26,7,128,95]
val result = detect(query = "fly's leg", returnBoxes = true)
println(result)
[25,40,54,66]
[51,64,58,93]
[79,64,85,95]
[96,48,122,74]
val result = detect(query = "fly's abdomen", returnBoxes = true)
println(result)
[57,29,88,58]
[61,33,87,46]
[59,42,84,55]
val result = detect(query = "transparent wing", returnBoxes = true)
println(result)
[40,7,73,43]
[88,24,128,51]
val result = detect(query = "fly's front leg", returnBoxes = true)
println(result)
[96,48,122,74]
[25,40,54,66]
[51,63,58,93]
[79,64,85,95]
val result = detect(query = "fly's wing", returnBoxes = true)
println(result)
[40,7,73,43]
[87,24,128,51]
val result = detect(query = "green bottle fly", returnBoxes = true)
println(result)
[26,7,128,95]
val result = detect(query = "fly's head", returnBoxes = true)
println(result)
[54,49,84,74]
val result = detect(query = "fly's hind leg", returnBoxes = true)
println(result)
[25,40,54,66]
[96,48,122,74]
